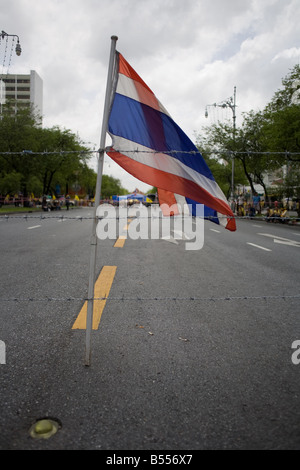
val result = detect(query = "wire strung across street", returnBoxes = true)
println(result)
[1,149,298,304]
[0,294,299,303]
[0,214,299,222]
[0,149,300,157]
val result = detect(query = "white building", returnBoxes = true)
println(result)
[0,70,43,122]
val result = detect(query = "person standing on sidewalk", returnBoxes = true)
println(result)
[66,195,70,211]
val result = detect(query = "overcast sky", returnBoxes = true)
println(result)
[1,0,300,192]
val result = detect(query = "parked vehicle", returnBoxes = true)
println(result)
[42,196,61,211]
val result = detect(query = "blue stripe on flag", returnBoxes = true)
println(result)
[109,93,215,181]
[185,197,220,225]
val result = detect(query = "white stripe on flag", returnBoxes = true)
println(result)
[111,135,228,204]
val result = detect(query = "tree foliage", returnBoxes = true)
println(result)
[196,64,300,202]
[101,174,127,198]
[0,102,129,200]
[0,103,92,197]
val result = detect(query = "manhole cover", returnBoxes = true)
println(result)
[29,418,61,439]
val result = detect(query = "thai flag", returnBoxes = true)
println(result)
[107,52,236,231]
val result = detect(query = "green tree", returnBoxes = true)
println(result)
[0,103,91,199]
[33,125,90,195]
[266,64,300,111]
[196,64,300,204]
[74,164,97,199]
[262,64,300,160]
[0,171,22,196]
[146,187,157,194]
[196,123,248,198]
[101,174,127,198]
[261,64,300,209]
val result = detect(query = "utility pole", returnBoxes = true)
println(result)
[205,86,237,209]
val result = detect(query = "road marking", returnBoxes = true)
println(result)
[161,235,179,244]
[247,242,272,252]
[252,224,262,228]
[72,266,117,330]
[173,230,192,240]
[258,232,300,246]
[210,228,221,233]
[114,218,133,248]
[258,232,288,240]
[274,239,300,247]
[114,235,126,248]
[27,225,41,230]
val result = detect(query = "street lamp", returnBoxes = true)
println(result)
[1,30,22,56]
[0,30,22,117]
[205,86,237,208]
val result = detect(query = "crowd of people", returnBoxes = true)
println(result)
[234,192,299,222]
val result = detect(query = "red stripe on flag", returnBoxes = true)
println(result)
[119,54,154,95]
[107,149,236,231]
[157,189,180,216]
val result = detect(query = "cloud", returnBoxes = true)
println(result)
[1,0,300,191]
[272,47,300,62]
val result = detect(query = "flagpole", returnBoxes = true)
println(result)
[85,35,118,366]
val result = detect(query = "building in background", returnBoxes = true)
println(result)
[0,70,43,123]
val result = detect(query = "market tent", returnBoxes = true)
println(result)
[126,193,145,201]
[112,193,145,202]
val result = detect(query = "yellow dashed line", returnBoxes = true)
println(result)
[72,266,117,330]
[114,235,126,248]
[114,218,133,248]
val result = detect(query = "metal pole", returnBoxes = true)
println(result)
[205,87,237,208]
[231,86,236,206]
[85,35,118,366]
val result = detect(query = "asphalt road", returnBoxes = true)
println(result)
[0,206,300,451]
